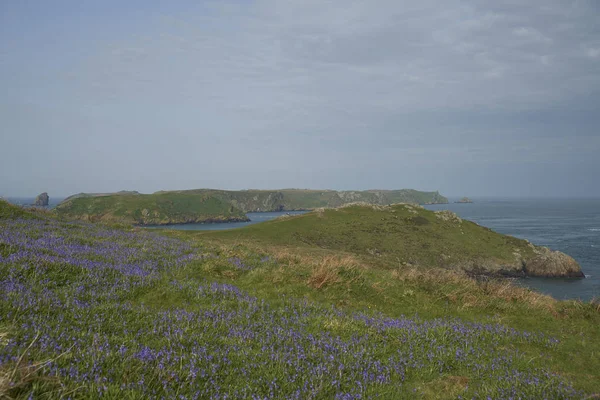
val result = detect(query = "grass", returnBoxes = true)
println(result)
[168,237,600,395]
[55,189,447,225]
[276,189,448,209]
[1,200,599,398]
[52,189,449,225]
[160,188,448,211]
[53,192,248,225]
[202,204,539,275]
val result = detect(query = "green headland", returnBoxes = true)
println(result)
[54,191,249,225]
[201,203,584,278]
[167,188,449,211]
[54,188,449,225]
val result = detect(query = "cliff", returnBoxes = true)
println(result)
[154,188,449,212]
[54,188,448,224]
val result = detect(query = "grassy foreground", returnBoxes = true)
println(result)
[1,200,599,398]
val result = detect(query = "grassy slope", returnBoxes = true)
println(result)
[204,204,537,273]
[171,208,600,395]
[277,189,449,209]
[169,207,600,394]
[60,190,141,203]
[169,189,286,212]
[155,188,449,211]
[0,199,29,219]
[2,201,599,397]
[54,192,248,225]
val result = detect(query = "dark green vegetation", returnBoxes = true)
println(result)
[161,188,449,212]
[56,188,448,221]
[54,192,249,225]
[2,200,599,399]
[60,190,141,202]
[54,188,448,226]
[204,203,583,278]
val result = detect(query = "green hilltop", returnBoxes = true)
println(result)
[203,203,583,278]
[54,192,249,225]
[53,188,449,225]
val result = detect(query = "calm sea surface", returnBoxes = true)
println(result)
[146,211,309,231]
[5,197,599,300]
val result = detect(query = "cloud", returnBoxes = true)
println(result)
[70,0,599,114]
[1,0,599,196]
[586,47,600,58]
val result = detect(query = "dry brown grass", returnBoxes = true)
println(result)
[200,238,577,315]
[420,375,470,399]
[391,266,558,312]
[0,333,57,399]
[307,256,363,289]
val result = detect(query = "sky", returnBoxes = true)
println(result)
[1,0,599,198]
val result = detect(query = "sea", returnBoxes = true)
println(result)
[424,198,599,301]
[3,196,599,301]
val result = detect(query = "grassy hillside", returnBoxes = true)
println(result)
[204,203,582,277]
[1,201,598,398]
[54,192,248,225]
[166,189,287,212]
[279,189,449,208]
[0,199,29,219]
[155,188,449,212]
[60,190,141,203]
[55,189,449,221]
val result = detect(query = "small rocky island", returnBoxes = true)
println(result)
[34,192,49,206]
[455,197,473,203]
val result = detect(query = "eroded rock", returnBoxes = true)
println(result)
[34,192,49,206]
[524,247,585,278]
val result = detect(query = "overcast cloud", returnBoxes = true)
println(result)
[1,0,599,197]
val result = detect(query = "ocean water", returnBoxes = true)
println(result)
[3,196,65,208]
[146,211,309,231]
[424,198,600,301]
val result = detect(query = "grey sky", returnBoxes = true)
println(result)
[1,0,599,197]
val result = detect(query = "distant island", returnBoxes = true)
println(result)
[455,197,473,203]
[54,188,449,225]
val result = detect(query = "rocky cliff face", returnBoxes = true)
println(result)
[523,247,584,278]
[34,192,49,206]
[217,191,285,213]
[59,189,450,212]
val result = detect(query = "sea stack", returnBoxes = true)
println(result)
[34,192,49,206]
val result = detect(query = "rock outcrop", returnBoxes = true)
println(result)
[455,197,473,203]
[34,192,49,206]
[524,247,585,278]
